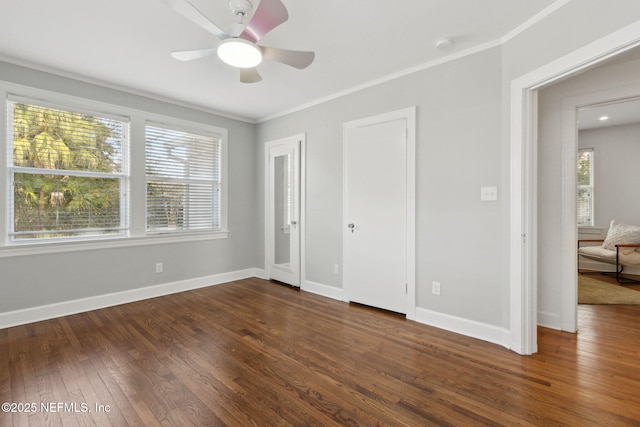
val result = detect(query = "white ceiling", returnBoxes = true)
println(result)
[0,0,561,122]
[579,98,640,130]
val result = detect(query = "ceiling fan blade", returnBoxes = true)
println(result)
[171,48,218,61]
[261,46,315,69]
[240,68,262,83]
[240,0,288,43]
[161,0,228,39]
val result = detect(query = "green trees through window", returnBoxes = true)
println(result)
[577,149,594,227]
[9,101,128,240]
[6,95,225,244]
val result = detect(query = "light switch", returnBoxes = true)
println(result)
[481,186,498,201]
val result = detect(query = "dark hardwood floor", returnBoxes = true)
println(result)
[2,277,640,426]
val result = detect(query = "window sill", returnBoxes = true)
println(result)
[0,230,230,258]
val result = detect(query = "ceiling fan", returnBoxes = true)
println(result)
[163,0,315,83]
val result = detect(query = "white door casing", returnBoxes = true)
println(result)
[343,107,416,317]
[510,21,640,355]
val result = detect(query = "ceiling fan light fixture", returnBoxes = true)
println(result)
[217,38,262,68]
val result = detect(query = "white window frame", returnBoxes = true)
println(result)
[6,95,130,243]
[145,120,225,235]
[0,83,228,258]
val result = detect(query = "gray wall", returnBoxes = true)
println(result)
[0,61,260,313]
[258,47,505,326]
[501,0,640,80]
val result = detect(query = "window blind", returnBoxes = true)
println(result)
[145,124,221,232]
[8,99,129,241]
[577,149,594,227]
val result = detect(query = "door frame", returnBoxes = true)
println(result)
[510,21,640,354]
[264,134,306,287]
[342,107,416,320]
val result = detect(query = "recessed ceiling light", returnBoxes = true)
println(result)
[599,115,610,121]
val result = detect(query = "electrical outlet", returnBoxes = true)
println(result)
[480,186,498,201]
[334,264,340,275]
[432,281,441,296]
[156,262,163,273]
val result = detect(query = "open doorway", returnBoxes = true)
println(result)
[536,50,640,338]
[575,98,640,305]
[509,20,640,354]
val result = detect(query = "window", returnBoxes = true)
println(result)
[145,124,221,233]
[577,148,594,226]
[2,89,227,251]
[7,98,129,241]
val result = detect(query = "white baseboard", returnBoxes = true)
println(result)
[3,271,515,352]
[299,282,512,349]
[538,311,561,330]
[253,268,267,279]
[0,268,261,330]
[302,280,344,301]
[414,307,511,349]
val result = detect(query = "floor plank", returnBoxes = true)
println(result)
[1,277,640,426]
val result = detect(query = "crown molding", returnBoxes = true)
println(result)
[259,0,573,123]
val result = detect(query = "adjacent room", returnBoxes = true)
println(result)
[575,98,640,300]
[2,0,640,425]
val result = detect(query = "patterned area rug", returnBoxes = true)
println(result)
[578,275,640,305]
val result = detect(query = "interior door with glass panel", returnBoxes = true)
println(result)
[265,137,300,287]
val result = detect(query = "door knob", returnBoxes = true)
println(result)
[348,223,355,233]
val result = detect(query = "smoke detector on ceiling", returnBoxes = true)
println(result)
[435,38,454,50]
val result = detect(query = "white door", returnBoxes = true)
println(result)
[265,137,301,286]
[344,115,408,313]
